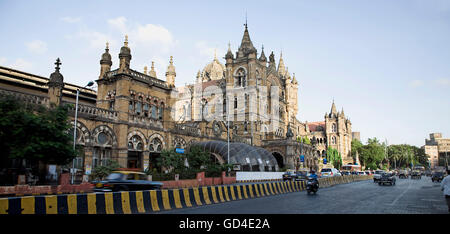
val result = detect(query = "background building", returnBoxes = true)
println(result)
[423,133,450,169]
[0,25,355,182]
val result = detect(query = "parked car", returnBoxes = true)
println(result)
[378,172,396,186]
[373,170,384,182]
[431,172,445,183]
[425,170,432,177]
[364,171,372,175]
[93,171,163,192]
[341,171,351,176]
[320,168,341,177]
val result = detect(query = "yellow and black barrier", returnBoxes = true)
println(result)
[0,175,371,214]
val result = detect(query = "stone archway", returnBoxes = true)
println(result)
[272,152,284,169]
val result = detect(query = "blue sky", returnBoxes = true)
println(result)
[1,0,450,147]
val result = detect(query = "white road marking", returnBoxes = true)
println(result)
[390,180,412,206]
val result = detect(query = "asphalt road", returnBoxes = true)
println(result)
[158,176,448,214]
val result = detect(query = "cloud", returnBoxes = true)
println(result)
[10,58,33,71]
[409,79,423,88]
[76,30,117,50]
[435,78,450,86]
[60,16,82,23]
[26,40,48,54]
[195,41,225,59]
[107,16,177,54]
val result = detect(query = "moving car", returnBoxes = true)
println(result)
[320,168,341,177]
[378,172,396,186]
[398,170,408,179]
[373,170,384,182]
[410,170,421,180]
[93,171,163,192]
[283,170,310,181]
[431,172,445,183]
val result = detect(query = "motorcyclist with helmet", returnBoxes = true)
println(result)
[306,170,319,194]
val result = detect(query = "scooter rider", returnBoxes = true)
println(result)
[309,170,318,180]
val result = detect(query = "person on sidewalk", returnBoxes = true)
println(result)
[441,168,450,213]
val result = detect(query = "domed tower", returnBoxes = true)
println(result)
[118,35,131,73]
[201,51,226,82]
[47,58,64,106]
[99,42,112,79]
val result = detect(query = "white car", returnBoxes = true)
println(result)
[320,168,341,177]
[373,170,385,182]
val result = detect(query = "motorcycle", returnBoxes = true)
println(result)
[306,178,319,195]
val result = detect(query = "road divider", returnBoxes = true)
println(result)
[0,175,372,214]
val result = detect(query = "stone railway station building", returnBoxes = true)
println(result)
[0,25,356,180]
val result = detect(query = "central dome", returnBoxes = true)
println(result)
[201,57,225,82]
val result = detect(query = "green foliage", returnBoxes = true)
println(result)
[0,95,77,167]
[352,136,428,170]
[327,147,343,169]
[359,138,385,169]
[387,144,428,169]
[156,148,187,174]
[91,160,120,180]
[351,139,363,162]
[185,145,211,171]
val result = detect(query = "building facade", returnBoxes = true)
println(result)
[0,25,356,179]
[423,133,450,169]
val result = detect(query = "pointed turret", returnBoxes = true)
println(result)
[237,24,256,58]
[225,42,233,60]
[165,56,176,88]
[330,100,337,117]
[292,73,298,85]
[277,51,286,77]
[259,45,267,63]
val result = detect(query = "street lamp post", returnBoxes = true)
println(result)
[71,81,94,184]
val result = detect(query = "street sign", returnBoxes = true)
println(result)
[175,148,185,154]
[323,158,327,164]
[85,164,92,175]
[300,155,305,162]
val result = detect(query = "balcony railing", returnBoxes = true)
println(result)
[64,101,118,121]
[129,114,164,128]
[0,89,50,106]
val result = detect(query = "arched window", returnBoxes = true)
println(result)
[159,103,164,120]
[149,137,163,152]
[332,123,337,133]
[151,105,157,119]
[236,68,246,87]
[331,136,337,144]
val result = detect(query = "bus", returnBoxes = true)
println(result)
[341,164,361,174]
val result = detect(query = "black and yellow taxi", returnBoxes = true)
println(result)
[93,171,163,192]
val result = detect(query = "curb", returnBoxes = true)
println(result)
[0,175,372,214]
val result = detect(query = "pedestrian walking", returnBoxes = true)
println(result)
[441,168,450,213]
